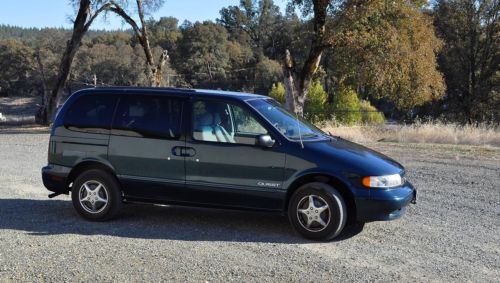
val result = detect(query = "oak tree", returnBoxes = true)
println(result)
[284,0,445,115]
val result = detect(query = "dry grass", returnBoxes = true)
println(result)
[320,121,500,147]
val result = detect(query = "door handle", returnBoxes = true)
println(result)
[171,146,196,157]
[171,146,183,156]
[183,147,196,157]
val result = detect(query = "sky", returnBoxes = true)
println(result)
[0,0,287,30]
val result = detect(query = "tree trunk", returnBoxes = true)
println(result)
[283,46,321,117]
[34,50,49,125]
[207,62,213,81]
[135,0,156,86]
[282,0,329,117]
[153,50,169,87]
[283,49,300,115]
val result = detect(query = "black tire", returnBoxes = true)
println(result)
[288,182,347,241]
[71,169,122,221]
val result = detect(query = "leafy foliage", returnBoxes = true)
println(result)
[74,42,146,86]
[147,17,182,60]
[433,0,499,123]
[328,0,445,111]
[332,86,362,125]
[359,100,385,125]
[269,82,286,103]
[0,39,36,96]
[304,80,328,123]
[178,21,232,87]
[0,0,496,124]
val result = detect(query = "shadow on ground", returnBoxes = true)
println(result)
[0,126,50,134]
[0,198,363,243]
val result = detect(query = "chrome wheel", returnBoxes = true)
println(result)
[296,195,331,232]
[79,180,108,214]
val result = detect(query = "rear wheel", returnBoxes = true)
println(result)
[71,169,122,221]
[288,182,347,240]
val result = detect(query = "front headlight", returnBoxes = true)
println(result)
[362,174,402,188]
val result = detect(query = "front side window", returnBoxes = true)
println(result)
[192,100,267,145]
[248,99,327,141]
[112,95,182,139]
[64,94,117,131]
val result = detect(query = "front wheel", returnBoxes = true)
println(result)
[71,169,122,221]
[288,182,347,241]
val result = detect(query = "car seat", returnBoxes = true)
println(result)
[193,112,217,142]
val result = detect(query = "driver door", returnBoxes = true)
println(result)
[184,98,286,210]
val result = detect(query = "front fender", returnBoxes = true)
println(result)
[283,167,351,191]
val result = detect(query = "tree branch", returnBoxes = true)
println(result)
[83,2,114,32]
[108,1,143,40]
[135,0,154,66]
[136,0,148,35]
[107,1,155,66]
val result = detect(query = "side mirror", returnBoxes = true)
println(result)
[257,134,275,148]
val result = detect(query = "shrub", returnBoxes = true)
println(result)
[332,86,362,125]
[304,80,328,123]
[270,82,385,126]
[269,82,285,104]
[359,100,385,124]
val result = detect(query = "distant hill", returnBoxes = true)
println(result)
[0,24,130,40]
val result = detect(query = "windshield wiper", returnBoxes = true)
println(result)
[289,133,319,140]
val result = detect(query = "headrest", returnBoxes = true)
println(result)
[198,113,213,126]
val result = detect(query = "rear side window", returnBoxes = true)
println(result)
[112,95,183,139]
[64,94,117,130]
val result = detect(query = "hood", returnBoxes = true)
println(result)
[303,137,404,177]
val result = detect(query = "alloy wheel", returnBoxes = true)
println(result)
[78,180,109,214]
[296,194,331,232]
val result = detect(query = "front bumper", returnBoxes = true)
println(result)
[42,164,71,194]
[356,182,416,222]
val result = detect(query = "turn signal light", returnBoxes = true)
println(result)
[361,174,402,188]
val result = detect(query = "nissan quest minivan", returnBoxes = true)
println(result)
[42,87,416,240]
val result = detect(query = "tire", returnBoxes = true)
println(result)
[71,169,122,221]
[288,182,347,241]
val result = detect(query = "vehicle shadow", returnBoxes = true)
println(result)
[0,198,363,243]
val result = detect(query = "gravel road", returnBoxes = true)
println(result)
[0,129,499,282]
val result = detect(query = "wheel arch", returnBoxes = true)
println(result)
[67,160,117,190]
[285,172,357,224]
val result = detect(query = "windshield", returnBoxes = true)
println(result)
[248,99,327,140]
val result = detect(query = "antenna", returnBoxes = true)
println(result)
[295,110,304,149]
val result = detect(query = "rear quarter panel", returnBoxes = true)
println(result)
[49,126,110,167]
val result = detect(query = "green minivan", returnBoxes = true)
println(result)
[42,87,416,240]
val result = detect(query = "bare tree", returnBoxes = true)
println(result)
[108,0,168,87]
[36,0,167,125]
[36,0,112,124]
